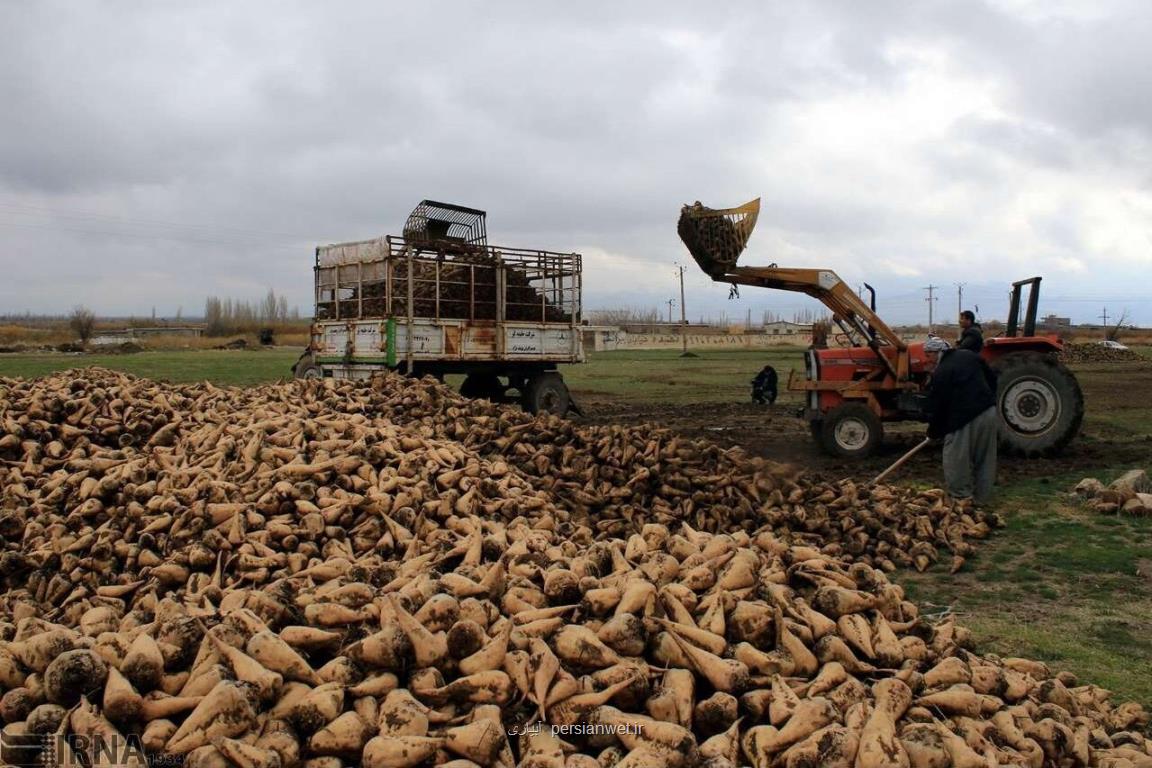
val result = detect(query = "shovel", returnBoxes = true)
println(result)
[867,437,932,487]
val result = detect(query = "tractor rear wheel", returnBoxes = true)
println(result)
[993,352,1083,457]
[818,403,883,458]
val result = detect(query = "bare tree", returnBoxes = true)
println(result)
[205,292,307,335]
[69,306,96,345]
[811,319,831,349]
[261,289,280,324]
[204,296,225,335]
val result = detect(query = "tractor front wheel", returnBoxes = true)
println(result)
[994,352,1083,456]
[817,403,883,458]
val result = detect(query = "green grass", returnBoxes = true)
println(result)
[1087,410,1152,438]
[559,348,806,404]
[0,347,810,395]
[900,471,1152,706]
[0,350,302,386]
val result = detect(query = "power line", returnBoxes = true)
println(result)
[923,284,939,332]
[675,264,688,354]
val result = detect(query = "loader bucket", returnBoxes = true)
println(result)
[677,198,760,278]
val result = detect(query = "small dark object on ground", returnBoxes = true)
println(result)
[106,341,145,355]
[751,364,778,404]
[259,328,275,346]
[216,338,248,350]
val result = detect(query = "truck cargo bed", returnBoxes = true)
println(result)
[307,234,583,376]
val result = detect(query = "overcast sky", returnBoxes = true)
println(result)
[2,0,1150,326]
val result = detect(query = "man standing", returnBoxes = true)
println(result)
[956,310,983,353]
[923,336,999,506]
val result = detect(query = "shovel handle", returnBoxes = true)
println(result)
[868,437,933,486]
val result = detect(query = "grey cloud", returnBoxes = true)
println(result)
[947,116,1075,170]
[0,0,1149,324]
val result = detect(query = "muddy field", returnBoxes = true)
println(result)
[574,357,1152,491]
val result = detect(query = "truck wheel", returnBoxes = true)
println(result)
[522,372,570,416]
[460,373,504,401]
[819,403,883,458]
[994,352,1083,457]
[293,355,323,380]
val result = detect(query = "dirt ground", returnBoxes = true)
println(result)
[573,358,1152,488]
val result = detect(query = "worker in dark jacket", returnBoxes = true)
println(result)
[956,310,983,353]
[923,336,999,505]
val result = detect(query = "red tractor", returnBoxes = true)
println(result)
[678,199,1083,458]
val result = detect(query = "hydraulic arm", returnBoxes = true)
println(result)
[716,265,908,381]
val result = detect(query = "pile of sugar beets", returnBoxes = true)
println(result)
[1059,344,1142,365]
[0,369,1147,768]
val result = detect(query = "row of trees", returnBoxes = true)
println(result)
[587,307,827,327]
[204,290,301,336]
[62,294,303,344]
[65,294,303,344]
[587,308,663,325]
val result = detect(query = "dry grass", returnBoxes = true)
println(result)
[105,332,310,350]
[0,323,310,351]
[0,323,72,345]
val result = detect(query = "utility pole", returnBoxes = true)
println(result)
[677,265,688,354]
[1100,307,1109,327]
[667,299,675,324]
[924,285,939,333]
[955,282,965,319]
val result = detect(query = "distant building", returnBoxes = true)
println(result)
[91,325,207,346]
[1041,314,1071,328]
[762,320,808,336]
[139,326,204,337]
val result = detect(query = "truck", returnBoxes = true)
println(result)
[292,200,584,416]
